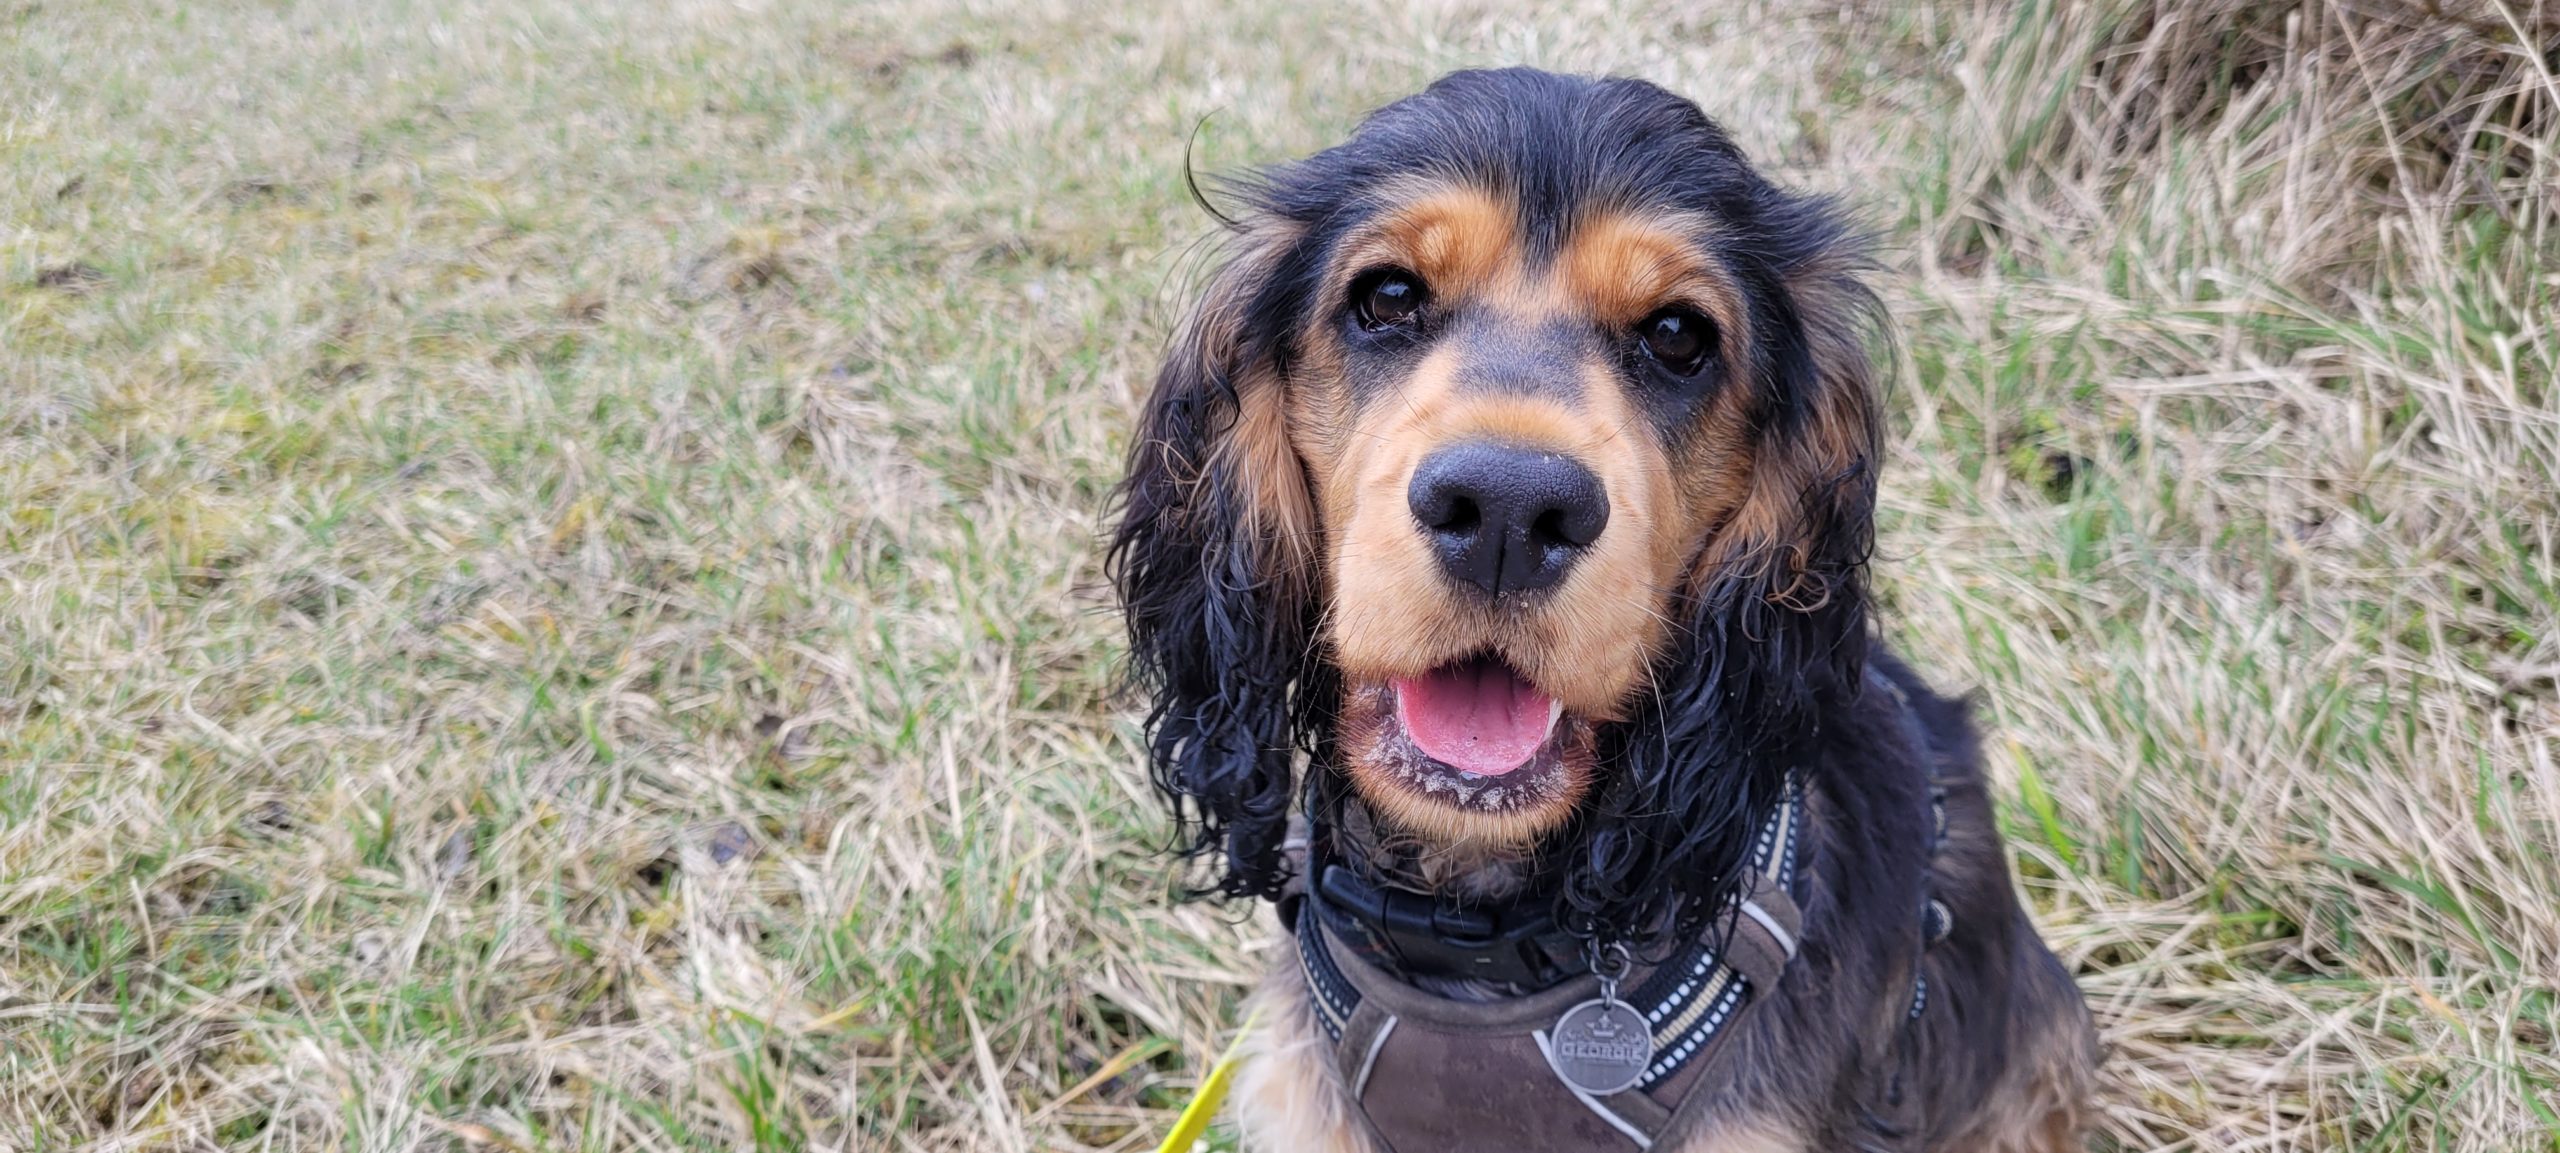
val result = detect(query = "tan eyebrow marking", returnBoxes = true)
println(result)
[1334,183,1517,307]
[1555,210,1747,350]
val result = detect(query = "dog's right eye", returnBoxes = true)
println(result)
[1636,306,1717,378]
[1352,269,1428,331]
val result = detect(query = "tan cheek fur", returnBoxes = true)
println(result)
[1685,334,1872,596]
[1672,244,1880,596]
[1218,362,1320,595]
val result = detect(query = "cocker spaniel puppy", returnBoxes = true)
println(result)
[1112,68,2097,1152]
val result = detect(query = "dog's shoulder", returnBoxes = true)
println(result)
[1775,647,2099,1152]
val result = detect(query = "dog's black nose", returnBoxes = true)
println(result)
[1408,442,1608,596]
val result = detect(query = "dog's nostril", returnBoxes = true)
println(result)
[1535,496,1606,551]
[1437,496,1481,535]
[1529,508,1570,549]
[1412,484,1481,536]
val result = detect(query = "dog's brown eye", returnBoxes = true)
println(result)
[1353,269,1428,331]
[1638,307,1716,376]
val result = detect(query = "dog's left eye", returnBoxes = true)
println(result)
[1352,269,1429,331]
[1637,307,1717,377]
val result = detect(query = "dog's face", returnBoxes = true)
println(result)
[1298,184,1787,848]
[1116,69,1878,920]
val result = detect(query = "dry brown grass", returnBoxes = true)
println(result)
[1879,3,2559,1147]
[0,1,2551,1151]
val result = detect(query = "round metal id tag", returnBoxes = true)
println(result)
[1547,996,1654,1096]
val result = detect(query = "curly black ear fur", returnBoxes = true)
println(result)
[1108,235,1318,903]
[1562,191,1884,946]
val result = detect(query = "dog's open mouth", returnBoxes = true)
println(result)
[1392,657,1562,777]
[1342,655,1591,824]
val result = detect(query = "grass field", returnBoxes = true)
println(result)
[3,1,2555,1149]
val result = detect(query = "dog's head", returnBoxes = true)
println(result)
[1113,69,1878,940]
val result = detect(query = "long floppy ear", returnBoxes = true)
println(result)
[1108,229,1319,902]
[1564,196,1882,944]
[1709,212,1884,687]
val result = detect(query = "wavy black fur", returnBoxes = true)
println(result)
[1565,453,1875,947]
[1107,288,1307,901]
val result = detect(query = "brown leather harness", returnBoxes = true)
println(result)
[1291,782,1810,1151]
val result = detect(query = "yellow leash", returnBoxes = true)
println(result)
[1156,1005,1264,1153]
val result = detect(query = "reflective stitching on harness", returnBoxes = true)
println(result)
[1909,778,1951,1021]
[1298,906,1358,1041]
[1641,966,1735,1082]
[1641,976,1746,1086]
[1755,776,1803,889]
[1650,965,1734,1038]
[1628,932,1710,1024]
[1639,943,1720,1028]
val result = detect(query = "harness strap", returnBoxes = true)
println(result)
[1296,778,1807,1151]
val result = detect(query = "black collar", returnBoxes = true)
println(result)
[1303,849,1587,988]
[1298,776,1807,991]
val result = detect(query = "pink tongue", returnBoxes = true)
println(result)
[1393,660,1556,777]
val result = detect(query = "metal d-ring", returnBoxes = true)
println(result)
[1585,939,1633,1003]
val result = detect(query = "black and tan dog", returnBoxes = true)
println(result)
[1111,69,2097,1152]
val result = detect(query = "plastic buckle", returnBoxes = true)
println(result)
[1315,864,1564,986]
